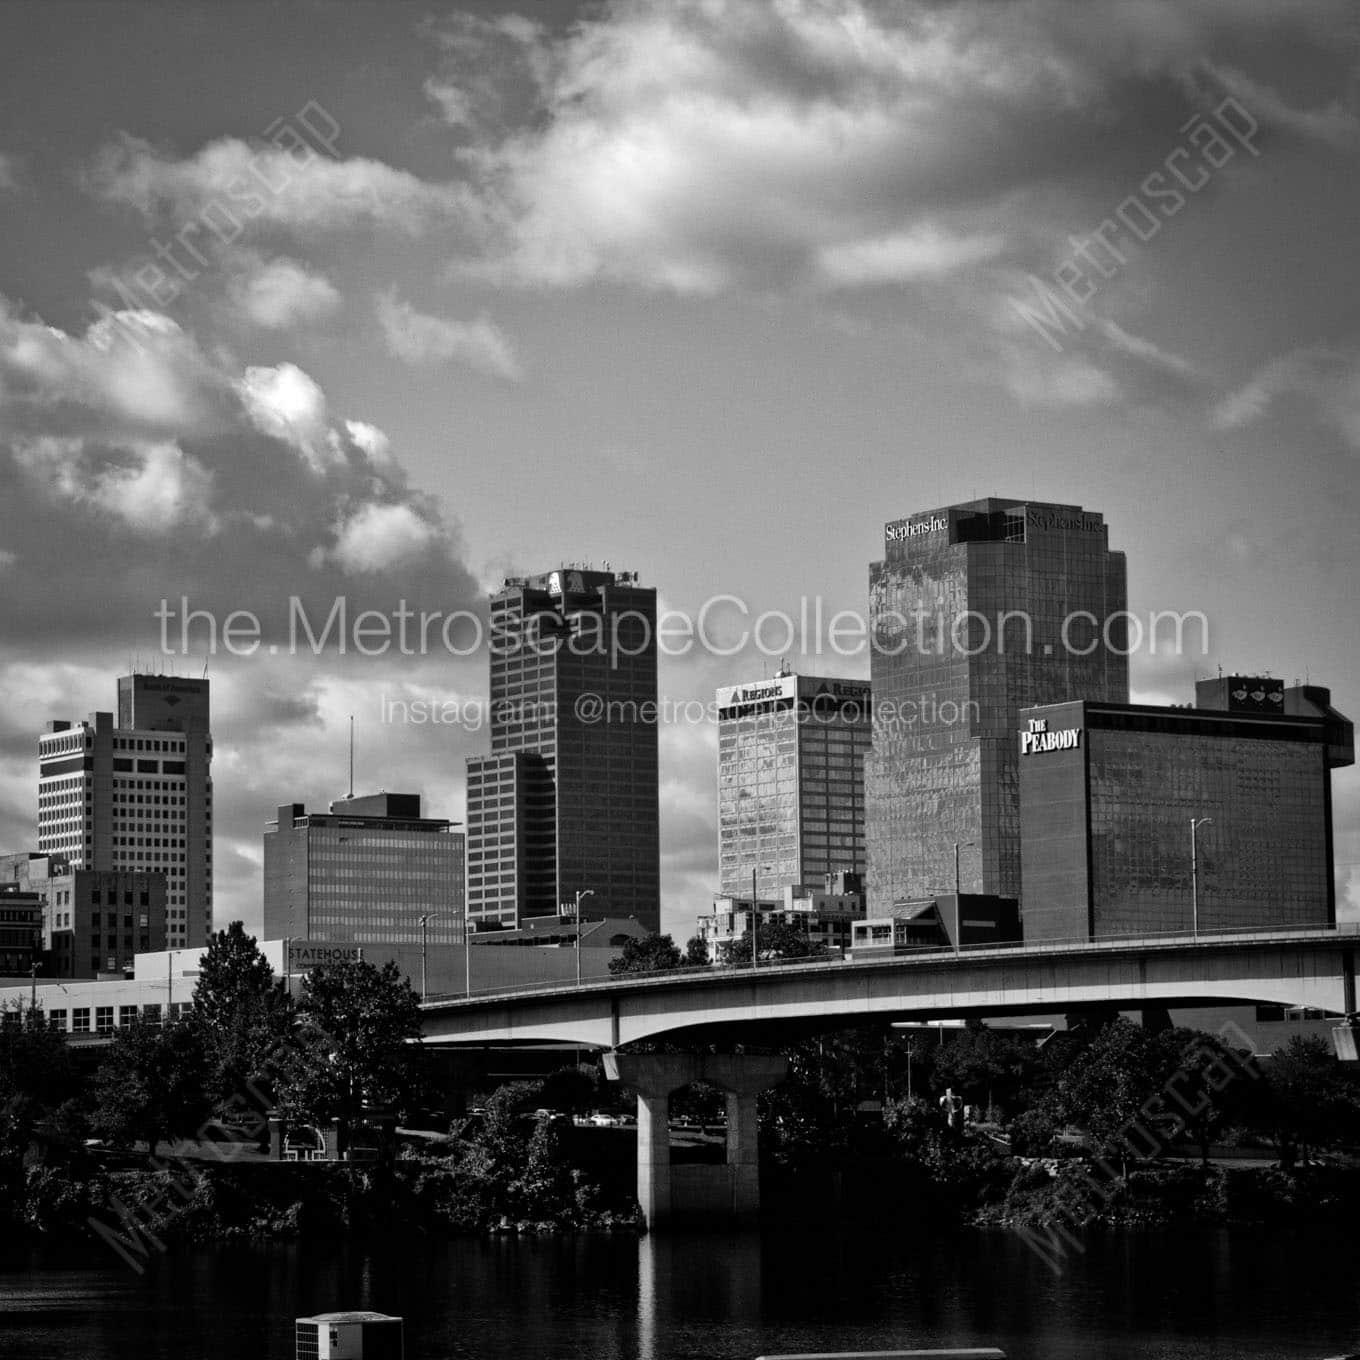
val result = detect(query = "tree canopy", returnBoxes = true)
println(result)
[607,934,682,974]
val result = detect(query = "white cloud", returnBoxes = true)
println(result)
[13,437,217,535]
[375,291,522,380]
[1214,345,1360,451]
[343,419,392,466]
[0,152,20,192]
[327,500,443,575]
[818,225,1006,287]
[228,255,341,329]
[235,362,335,470]
[84,133,476,236]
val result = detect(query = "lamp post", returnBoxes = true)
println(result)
[1190,817,1213,938]
[952,841,975,955]
[749,863,772,967]
[465,918,474,999]
[572,889,595,986]
[418,913,445,1001]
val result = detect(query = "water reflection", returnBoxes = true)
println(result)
[1,1223,1357,1360]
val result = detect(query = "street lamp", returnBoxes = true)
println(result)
[1190,817,1213,938]
[571,889,595,986]
[418,913,445,1001]
[750,863,772,967]
[952,841,975,955]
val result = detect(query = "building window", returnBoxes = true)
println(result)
[95,1007,114,1035]
[72,1008,90,1034]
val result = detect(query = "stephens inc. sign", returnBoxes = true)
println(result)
[1019,717,1082,755]
[885,513,948,543]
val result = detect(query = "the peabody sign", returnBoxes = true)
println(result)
[288,941,363,969]
[885,513,947,542]
[1019,717,1082,755]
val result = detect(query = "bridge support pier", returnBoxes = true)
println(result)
[602,1052,788,1229]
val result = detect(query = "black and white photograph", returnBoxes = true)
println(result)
[1,2,1359,1357]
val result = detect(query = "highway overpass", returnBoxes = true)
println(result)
[419,925,1360,1049]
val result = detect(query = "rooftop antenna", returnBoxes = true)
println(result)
[348,714,354,799]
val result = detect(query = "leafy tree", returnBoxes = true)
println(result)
[89,1018,207,1157]
[1151,1027,1258,1166]
[930,1025,1043,1118]
[1249,1035,1360,1169]
[683,934,710,966]
[541,1063,596,1116]
[608,933,682,974]
[0,1002,74,1110]
[716,920,826,966]
[1049,1018,1170,1177]
[192,922,292,1107]
[276,959,424,1130]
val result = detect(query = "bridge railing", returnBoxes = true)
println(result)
[422,920,1358,1006]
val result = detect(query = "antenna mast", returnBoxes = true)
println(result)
[348,715,354,799]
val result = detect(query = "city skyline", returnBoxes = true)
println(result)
[1,1,1359,939]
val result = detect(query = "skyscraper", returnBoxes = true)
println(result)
[38,674,212,949]
[716,670,871,899]
[864,499,1127,913]
[466,567,660,932]
[263,793,465,946]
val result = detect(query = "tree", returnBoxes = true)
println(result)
[716,920,825,966]
[1249,1035,1360,1169]
[1152,1027,1258,1166]
[1049,1018,1169,1177]
[930,1025,1043,1118]
[608,934,682,974]
[276,959,424,1130]
[683,934,710,966]
[90,1018,206,1157]
[0,1002,74,1111]
[192,922,292,1108]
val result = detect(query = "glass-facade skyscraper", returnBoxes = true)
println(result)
[465,567,660,932]
[262,793,465,946]
[864,499,1128,913]
[717,672,871,899]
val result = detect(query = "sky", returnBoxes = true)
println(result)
[1,0,1359,939]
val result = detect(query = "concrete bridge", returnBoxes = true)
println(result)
[420,925,1360,1227]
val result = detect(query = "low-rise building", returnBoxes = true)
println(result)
[697,872,867,960]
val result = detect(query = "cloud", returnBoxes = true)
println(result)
[818,225,1007,287]
[0,294,479,649]
[1214,345,1360,451]
[84,131,477,237]
[0,152,21,192]
[426,0,1355,295]
[227,254,341,329]
[375,290,522,380]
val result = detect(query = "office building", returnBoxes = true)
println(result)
[1018,679,1353,940]
[466,566,660,932]
[38,674,212,949]
[717,671,871,900]
[0,883,42,977]
[263,793,465,947]
[45,868,169,978]
[864,499,1128,914]
[697,871,867,960]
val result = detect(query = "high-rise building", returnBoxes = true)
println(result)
[38,675,212,949]
[1018,680,1353,939]
[465,567,659,932]
[262,793,465,947]
[865,499,1127,913]
[716,671,871,899]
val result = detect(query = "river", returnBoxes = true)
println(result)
[1,1222,1356,1359]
